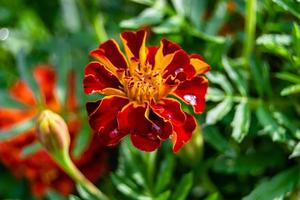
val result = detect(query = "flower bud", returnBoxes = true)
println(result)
[36,110,70,154]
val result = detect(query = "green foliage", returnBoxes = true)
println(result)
[0,0,300,199]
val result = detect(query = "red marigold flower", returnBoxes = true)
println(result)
[84,29,210,152]
[0,65,107,197]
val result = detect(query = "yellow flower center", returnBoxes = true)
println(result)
[123,63,163,104]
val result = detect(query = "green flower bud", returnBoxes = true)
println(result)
[36,110,70,154]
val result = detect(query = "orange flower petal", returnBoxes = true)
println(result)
[83,62,123,95]
[190,54,211,75]
[90,39,128,76]
[154,39,181,72]
[33,66,60,111]
[120,29,147,63]
[172,113,196,152]
[0,108,36,130]
[173,76,208,114]
[10,80,36,106]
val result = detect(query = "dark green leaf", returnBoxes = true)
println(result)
[272,0,300,19]
[243,167,300,200]
[154,155,175,194]
[171,173,193,200]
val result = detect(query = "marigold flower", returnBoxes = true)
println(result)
[0,65,107,197]
[84,29,210,152]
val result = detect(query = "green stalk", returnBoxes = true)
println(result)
[243,0,257,66]
[53,150,110,200]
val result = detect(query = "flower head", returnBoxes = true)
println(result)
[84,29,210,152]
[36,110,70,154]
[0,65,107,197]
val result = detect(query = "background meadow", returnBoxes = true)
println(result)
[0,0,300,199]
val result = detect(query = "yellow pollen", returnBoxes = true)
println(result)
[123,63,162,104]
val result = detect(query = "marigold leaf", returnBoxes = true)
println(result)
[280,84,300,96]
[243,167,300,200]
[206,97,233,124]
[272,0,300,20]
[171,172,193,200]
[231,101,251,142]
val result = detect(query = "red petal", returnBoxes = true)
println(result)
[10,80,36,106]
[160,39,181,56]
[120,29,147,60]
[118,103,172,151]
[150,98,186,125]
[86,96,129,145]
[131,134,160,152]
[172,113,197,152]
[163,50,195,80]
[190,54,211,75]
[33,66,60,111]
[0,108,36,130]
[173,76,208,114]
[146,46,159,66]
[66,70,77,111]
[90,39,128,70]
[83,62,122,94]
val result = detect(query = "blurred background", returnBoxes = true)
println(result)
[0,0,300,199]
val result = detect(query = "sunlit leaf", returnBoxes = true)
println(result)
[231,101,251,142]
[206,97,233,124]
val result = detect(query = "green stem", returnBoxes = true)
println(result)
[243,0,257,66]
[54,150,110,200]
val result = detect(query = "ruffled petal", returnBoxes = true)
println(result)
[130,134,160,152]
[33,66,60,111]
[83,62,123,95]
[172,113,197,152]
[120,29,147,64]
[90,39,128,75]
[10,80,36,106]
[150,98,186,125]
[162,50,195,81]
[190,54,211,75]
[173,76,208,114]
[154,39,182,71]
[118,103,172,151]
[86,96,129,145]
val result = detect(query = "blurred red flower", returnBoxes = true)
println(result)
[84,29,210,152]
[0,65,107,197]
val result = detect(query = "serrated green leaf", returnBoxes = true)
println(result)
[171,0,186,16]
[231,101,251,142]
[222,56,248,96]
[272,0,300,19]
[206,72,233,95]
[256,105,286,142]
[280,84,300,96]
[272,111,300,139]
[243,167,300,200]
[256,34,291,46]
[206,97,233,124]
[154,155,175,194]
[0,117,35,140]
[206,87,225,102]
[171,173,193,200]
[186,0,206,29]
